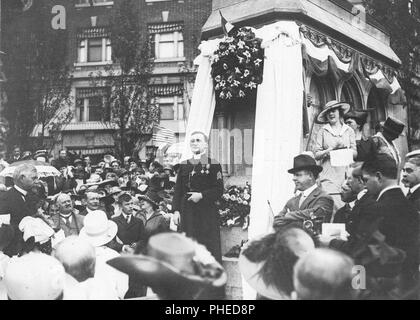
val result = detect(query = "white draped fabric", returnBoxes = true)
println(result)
[181,38,222,161]
[248,21,303,240]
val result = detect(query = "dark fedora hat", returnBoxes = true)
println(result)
[382,116,405,137]
[106,233,227,300]
[288,154,323,175]
[137,190,162,208]
[317,100,351,124]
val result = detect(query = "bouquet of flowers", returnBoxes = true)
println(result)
[217,182,251,229]
[211,27,264,102]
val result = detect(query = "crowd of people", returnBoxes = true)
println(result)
[0,100,419,300]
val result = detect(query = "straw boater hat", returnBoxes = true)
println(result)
[107,233,227,300]
[317,100,351,124]
[79,210,118,247]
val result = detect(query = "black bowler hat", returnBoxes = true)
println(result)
[382,117,405,137]
[288,154,323,175]
[137,190,162,208]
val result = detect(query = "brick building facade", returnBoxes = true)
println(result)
[20,0,212,160]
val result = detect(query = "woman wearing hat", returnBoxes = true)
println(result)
[107,232,227,300]
[314,101,357,206]
[137,190,170,241]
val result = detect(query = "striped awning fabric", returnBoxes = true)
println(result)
[148,22,183,34]
[67,147,114,155]
[76,87,109,99]
[150,84,183,97]
[77,27,111,39]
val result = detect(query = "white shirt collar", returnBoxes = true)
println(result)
[410,184,420,194]
[349,200,356,209]
[193,152,206,160]
[302,184,318,198]
[377,185,401,202]
[122,213,131,222]
[357,189,368,201]
[323,123,351,137]
[14,185,27,196]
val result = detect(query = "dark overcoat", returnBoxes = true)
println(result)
[172,155,224,262]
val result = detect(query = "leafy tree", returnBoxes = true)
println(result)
[2,0,73,152]
[364,0,420,144]
[90,0,159,159]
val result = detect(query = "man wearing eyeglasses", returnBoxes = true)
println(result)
[402,154,420,212]
[172,131,224,266]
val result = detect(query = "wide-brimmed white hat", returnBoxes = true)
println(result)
[317,100,351,124]
[79,210,118,247]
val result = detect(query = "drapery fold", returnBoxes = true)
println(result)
[248,21,303,240]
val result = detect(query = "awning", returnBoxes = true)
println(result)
[77,27,111,39]
[148,22,183,34]
[67,147,114,155]
[76,87,109,99]
[150,84,183,97]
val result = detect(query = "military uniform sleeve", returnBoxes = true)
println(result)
[201,162,224,202]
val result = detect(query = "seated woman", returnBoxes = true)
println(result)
[239,226,315,300]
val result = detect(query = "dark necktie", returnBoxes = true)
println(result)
[407,190,412,199]
[125,215,130,224]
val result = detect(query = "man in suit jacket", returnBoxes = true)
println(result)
[50,193,84,237]
[111,194,145,253]
[321,154,419,297]
[401,154,420,212]
[0,164,38,256]
[273,154,334,230]
[331,163,375,235]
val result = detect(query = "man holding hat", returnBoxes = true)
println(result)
[273,154,334,230]
[357,116,405,167]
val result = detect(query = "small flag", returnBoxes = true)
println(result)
[219,11,236,36]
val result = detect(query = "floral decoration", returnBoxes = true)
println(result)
[217,182,251,229]
[211,27,264,102]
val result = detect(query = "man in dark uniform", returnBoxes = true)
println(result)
[172,131,224,264]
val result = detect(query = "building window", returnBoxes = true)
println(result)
[158,96,183,120]
[78,38,111,64]
[153,32,184,59]
[76,88,110,122]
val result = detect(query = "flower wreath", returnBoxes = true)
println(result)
[211,27,264,102]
